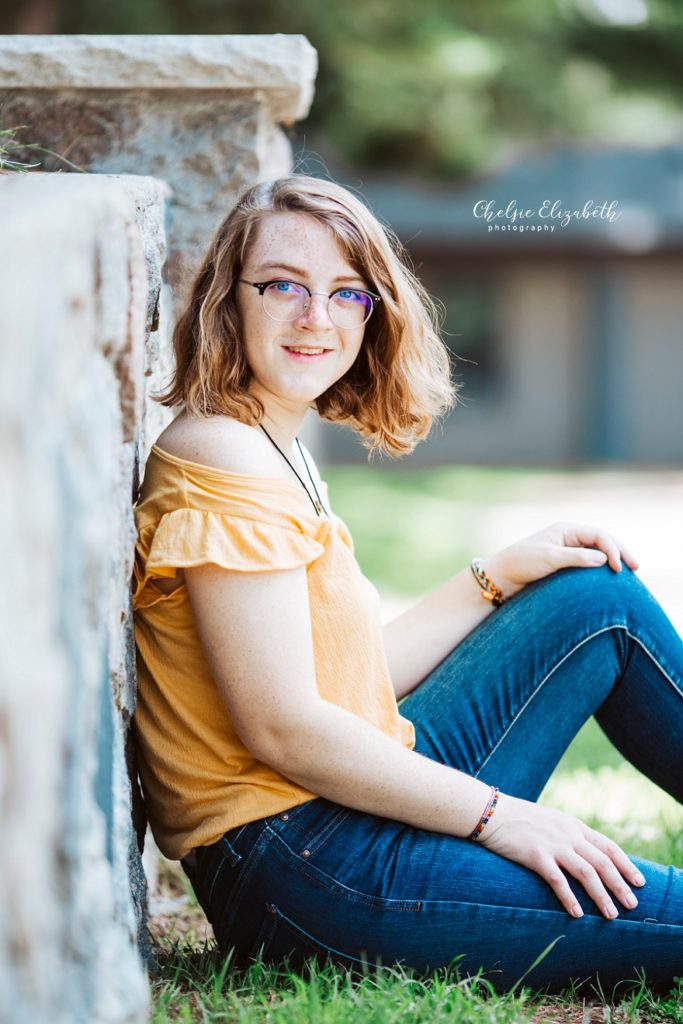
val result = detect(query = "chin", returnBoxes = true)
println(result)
[280,377,338,404]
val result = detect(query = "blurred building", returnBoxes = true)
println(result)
[319,144,683,466]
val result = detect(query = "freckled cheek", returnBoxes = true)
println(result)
[242,331,278,371]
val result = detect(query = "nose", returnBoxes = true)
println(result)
[296,292,332,329]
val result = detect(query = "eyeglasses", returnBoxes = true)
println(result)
[239,279,381,330]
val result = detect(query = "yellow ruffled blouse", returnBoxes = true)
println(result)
[132,444,415,860]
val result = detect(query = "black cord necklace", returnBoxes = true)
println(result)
[259,424,328,517]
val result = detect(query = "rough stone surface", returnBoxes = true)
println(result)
[0,34,317,121]
[0,35,318,284]
[0,91,256,272]
[0,40,313,1001]
[0,171,170,1024]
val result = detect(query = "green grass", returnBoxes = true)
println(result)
[148,466,682,1022]
[149,929,683,1024]
[149,952,683,1023]
[324,464,532,596]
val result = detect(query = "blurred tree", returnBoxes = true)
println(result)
[3,0,682,178]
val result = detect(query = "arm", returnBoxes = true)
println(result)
[184,561,493,838]
[384,521,640,699]
[184,533,644,920]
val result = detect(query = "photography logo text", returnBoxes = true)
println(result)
[473,199,621,233]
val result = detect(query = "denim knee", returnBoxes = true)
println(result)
[529,563,650,628]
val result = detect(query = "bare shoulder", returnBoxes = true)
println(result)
[154,411,284,477]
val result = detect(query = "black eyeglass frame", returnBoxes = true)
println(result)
[238,278,382,328]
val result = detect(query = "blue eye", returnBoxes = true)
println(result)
[336,289,365,304]
[273,281,295,293]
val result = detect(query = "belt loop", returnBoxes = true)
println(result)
[220,835,242,867]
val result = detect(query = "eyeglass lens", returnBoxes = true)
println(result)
[262,281,373,328]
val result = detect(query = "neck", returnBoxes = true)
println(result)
[255,395,309,452]
[257,413,327,517]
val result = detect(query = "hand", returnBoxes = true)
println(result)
[485,521,639,598]
[479,794,646,918]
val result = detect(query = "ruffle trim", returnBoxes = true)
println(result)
[133,508,328,610]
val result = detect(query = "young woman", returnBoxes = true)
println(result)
[132,175,683,994]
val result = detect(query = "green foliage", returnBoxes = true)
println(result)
[7,0,683,178]
[0,126,40,171]
[0,126,86,173]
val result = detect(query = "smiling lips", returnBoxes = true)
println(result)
[283,345,331,360]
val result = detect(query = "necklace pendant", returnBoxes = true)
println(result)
[314,500,323,515]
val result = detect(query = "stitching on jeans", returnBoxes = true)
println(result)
[207,854,234,906]
[276,805,350,854]
[271,833,423,912]
[390,898,683,928]
[475,624,683,776]
[301,808,351,855]
[231,824,248,846]
[263,903,368,966]
[213,826,275,940]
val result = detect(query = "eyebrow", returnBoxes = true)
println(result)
[253,261,368,287]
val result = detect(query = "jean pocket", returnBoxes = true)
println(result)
[276,799,352,858]
[248,901,367,971]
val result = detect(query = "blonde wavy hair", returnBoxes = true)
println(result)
[155,175,458,457]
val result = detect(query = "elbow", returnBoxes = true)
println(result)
[243,707,322,776]
[249,731,296,775]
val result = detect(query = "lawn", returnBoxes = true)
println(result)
[148,466,682,1023]
[325,463,532,597]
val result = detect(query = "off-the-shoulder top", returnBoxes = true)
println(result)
[132,444,415,860]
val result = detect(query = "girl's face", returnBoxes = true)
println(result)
[236,212,369,416]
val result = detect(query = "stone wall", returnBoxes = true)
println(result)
[0,171,169,1024]
[0,33,317,1024]
[0,34,318,289]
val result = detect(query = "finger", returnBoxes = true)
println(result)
[555,545,608,570]
[611,535,639,571]
[586,830,646,889]
[560,852,620,919]
[576,843,639,911]
[536,856,584,918]
[583,527,640,573]
[562,524,625,572]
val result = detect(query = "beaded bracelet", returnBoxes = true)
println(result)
[468,785,500,841]
[470,558,506,608]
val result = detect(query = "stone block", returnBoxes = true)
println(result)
[0,171,170,1024]
[0,35,318,283]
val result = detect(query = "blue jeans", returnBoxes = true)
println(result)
[181,565,683,994]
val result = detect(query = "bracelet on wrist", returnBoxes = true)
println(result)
[470,558,506,608]
[468,785,500,841]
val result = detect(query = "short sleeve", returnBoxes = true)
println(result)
[133,508,327,610]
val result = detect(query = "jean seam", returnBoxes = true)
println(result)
[213,825,274,940]
[627,631,683,702]
[259,902,368,966]
[474,623,682,777]
[271,832,423,911]
[206,854,231,907]
[230,823,249,847]
[301,808,351,855]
